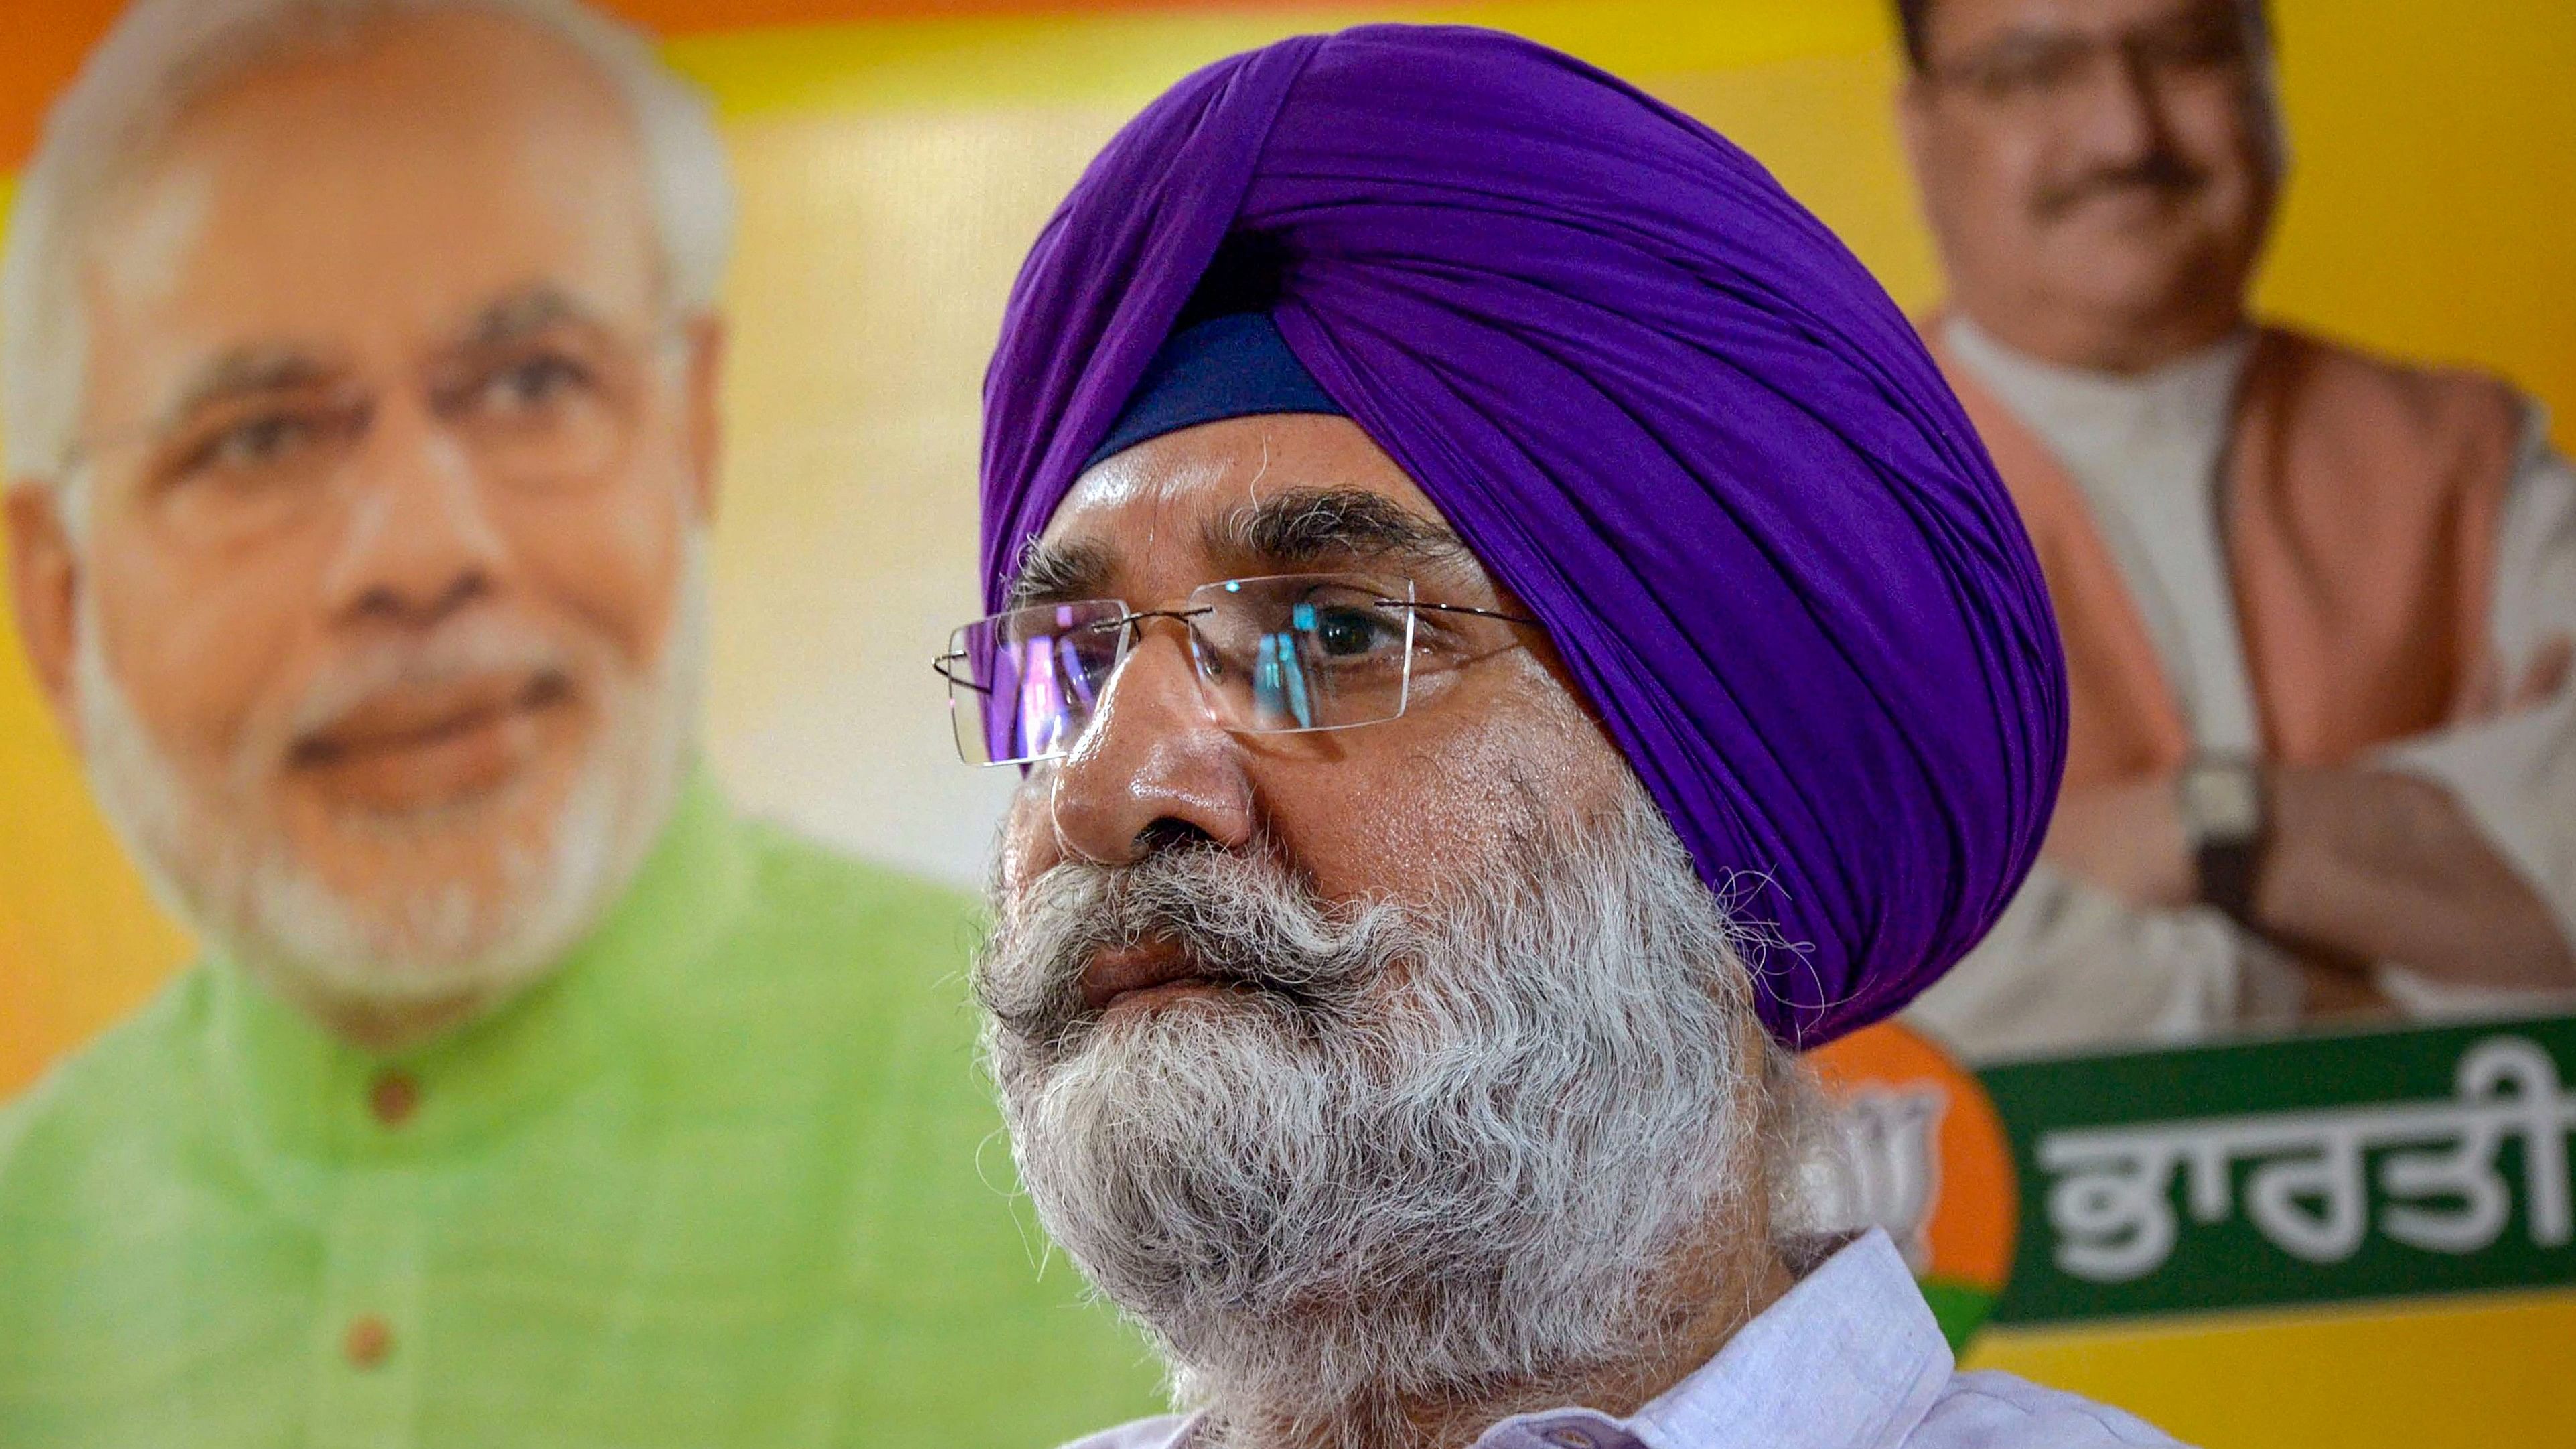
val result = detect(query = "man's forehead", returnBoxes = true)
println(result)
[78,13,658,417]
[1929,0,2245,50]
[1018,415,1484,602]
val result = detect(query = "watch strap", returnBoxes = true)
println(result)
[2181,756,2268,925]
[2196,835,2263,924]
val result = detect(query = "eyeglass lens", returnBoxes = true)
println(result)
[943,575,1419,766]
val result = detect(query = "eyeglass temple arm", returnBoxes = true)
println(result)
[1384,600,1542,628]
[931,652,995,695]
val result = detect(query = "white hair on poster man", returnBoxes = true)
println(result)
[1,0,735,529]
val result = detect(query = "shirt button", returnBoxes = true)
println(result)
[344,1314,394,1369]
[368,1070,420,1127]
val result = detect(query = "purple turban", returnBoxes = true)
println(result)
[978,25,2066,1048]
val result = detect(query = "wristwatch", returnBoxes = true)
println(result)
[2177,754,2267,924]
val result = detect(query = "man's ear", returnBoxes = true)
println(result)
[678,313,726,527]
[6,482,85,752]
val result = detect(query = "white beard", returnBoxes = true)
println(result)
[72,535,707,1026]
[977,782,1802,1446]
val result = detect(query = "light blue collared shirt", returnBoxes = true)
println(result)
[1062,1230,2187,1449]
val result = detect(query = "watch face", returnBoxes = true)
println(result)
[2182,763,2262,840]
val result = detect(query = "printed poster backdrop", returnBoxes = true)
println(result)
[3,2,2573,1446]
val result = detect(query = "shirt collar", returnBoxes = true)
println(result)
[1944,312,2254,416]
[1942,313,2253,489]
[1599,1229,1954,1449]
[1136,1230,1953,1449]
[204,764,750,1166]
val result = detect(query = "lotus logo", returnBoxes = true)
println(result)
[1809,1085,1949,1274]
[1804,1023,2018,1349]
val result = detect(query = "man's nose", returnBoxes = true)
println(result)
[320,401,507,627]
[1045,627,1257,866]
[2070,46,2176,163]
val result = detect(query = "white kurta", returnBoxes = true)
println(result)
[1908,316,2576,1060]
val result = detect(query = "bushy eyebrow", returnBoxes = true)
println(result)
[1206,487,1471,572]
[1006,536,1118,610]
[459,283,605,348]
[156,347,343,433]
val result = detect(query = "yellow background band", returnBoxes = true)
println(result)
[1971,1288,2576,1446]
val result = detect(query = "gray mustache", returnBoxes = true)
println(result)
[977,845,1397,1057]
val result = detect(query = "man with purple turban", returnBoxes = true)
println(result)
[953,24,2178,1449]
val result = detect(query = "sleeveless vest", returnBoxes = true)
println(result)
[1930,324,2522,791]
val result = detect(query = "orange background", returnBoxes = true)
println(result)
[1810,1022,2019,1293]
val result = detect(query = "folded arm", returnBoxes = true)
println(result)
[2255,762,2574,990]
[2050,409,2576,999]
[1915,409,2576,1058]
